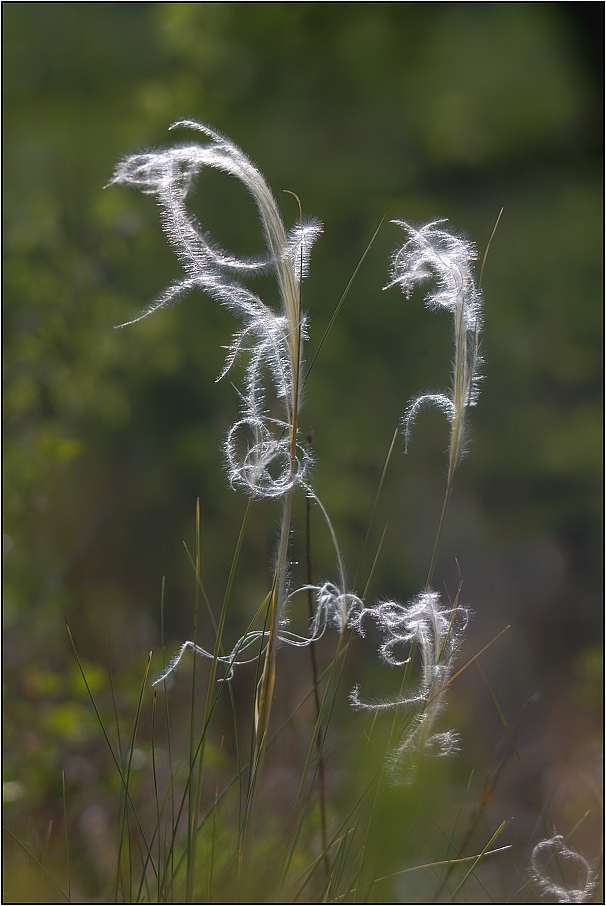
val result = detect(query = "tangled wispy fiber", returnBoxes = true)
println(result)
[530,834,596,904]
[351,591,468,777]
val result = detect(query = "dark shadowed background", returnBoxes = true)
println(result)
[3,3,602,901]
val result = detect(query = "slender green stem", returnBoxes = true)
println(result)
[426,477,454,589]
[479,207,504,290]
[305,219,384,384]
[159,576,175,902]
[185,499,202,901]
[116,651,153,902]
[253,492,293,773]
[354,426,399,593]
[61,770,70,902]
[150,692,163,904]
[191,497,253,893]
[450,820,510,901]
[297,625,345,799]
[305,483,330,879]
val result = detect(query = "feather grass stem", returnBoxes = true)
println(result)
[117,650,153,902]
[305,219,384,384]
[159,576,175,901]
[354,426,399,593]
[305,473,330,879]
[185,500,202,901]
[426,478,454,589]
[61,770,70,903]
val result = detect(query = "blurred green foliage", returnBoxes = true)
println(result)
[3,3,602,900]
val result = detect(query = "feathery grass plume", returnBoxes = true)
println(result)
[530,834,597,904]
[386,220,483,586]
[386,219,482,471]
[110,119,322,499]
[350,591,468,778]
[110,123,326,821]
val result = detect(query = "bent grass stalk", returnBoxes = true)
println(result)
[249,192,305,834]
